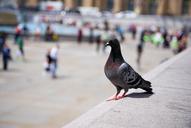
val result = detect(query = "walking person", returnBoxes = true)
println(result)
[104,19,109,31]
[101,30,110,53]
[14,27,21,44]
[115,25,125,42]
[23,24,29,38]
[45,25,53,41]
[177,28,188,53]
[170,33,179,54]
[152,28,163,47]
[49,44,59,78]
[178,33,188,53]
[88,27,94,44]
[44,48,52,72]
[136,29,146,69]
[129,24,137,40]
[95,32,101,52]
[162,28,170,48]
[0,31,7,54]
[16,34,25,60]
[136,43,143,69]
[2,43,11,70]
[77,28,83,44]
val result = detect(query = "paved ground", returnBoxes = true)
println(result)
[0,36,174,128]
[63,47,191,128]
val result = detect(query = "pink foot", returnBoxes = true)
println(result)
[106,96,118,101]
[116,94,128,100]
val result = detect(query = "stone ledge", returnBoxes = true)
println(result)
[63,48,191,128]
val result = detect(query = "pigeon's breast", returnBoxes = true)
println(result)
[104,61,120,81]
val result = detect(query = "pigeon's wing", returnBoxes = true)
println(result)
[117,63,142,88]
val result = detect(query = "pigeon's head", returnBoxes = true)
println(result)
[105,39,123,60]
[105,39,120,50]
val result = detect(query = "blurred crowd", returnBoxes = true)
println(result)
[0,18,190,78]
[136,25,189,68]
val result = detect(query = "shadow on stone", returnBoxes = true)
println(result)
[127,92,154,98]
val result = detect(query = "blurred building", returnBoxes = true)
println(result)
[15,0,191,16]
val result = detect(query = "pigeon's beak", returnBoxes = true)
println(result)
[105,42,110,47]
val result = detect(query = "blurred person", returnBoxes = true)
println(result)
[0,31,7,54]
[2,43,11,70]
[35,27,41,41]
[104,19,109,31]
[162,28,170,48]
[136,43,143,69]
[129,24,137,40]
[23,24,29,38]
[143,30,151,43]
[110,28,117,40]
[152,28,163,47]
[177,27,188,53]
[178,33,188,53]
[95,31,101,52]
[88,27,94,44]
[140,29,146,46]
[16,34,25,60]
[77,27,83,44]
[170,34,179,54]
[101,30,110,53]
[136,28,147,68]
[95,23,99,29]
[14,27,21,44]
[115,25,125,42]
[178,26,188,41]
[49,44,59,78]
[44,48,52,72]
[45,25,53,41]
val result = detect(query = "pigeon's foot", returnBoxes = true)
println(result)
[117,95,128,100]
[106,95,118,101]
[106,94,127,101]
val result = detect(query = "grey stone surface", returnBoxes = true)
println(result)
[63,48,191,128]
[0,37,177,127]
[0,124,18,128]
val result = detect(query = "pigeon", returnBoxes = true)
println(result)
[104,39,152,101]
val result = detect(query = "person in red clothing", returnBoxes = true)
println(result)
[77,27,83,44]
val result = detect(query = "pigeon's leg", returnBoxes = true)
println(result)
[107,86,122,101]
[117,89,128,99]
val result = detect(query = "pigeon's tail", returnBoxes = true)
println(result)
[140,79,153,93]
